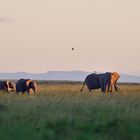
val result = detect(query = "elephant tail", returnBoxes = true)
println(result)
[80,80,86,92]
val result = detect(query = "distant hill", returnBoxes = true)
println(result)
[0,71,140,83]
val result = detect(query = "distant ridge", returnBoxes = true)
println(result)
[0,71,140,83]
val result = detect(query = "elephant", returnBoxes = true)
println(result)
[16,79,37,94]
[109,72,120,92]
[0,80,15,92]
[80,72,111,93]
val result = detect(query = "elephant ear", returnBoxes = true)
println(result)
[9,81,15,91]
[111,72,120,82]
[6,81,9,86]
[26,79,33,87]
[6,81,11,91]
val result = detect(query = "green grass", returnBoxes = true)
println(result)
[0,82,140,140]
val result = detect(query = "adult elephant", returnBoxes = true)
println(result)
[109,72,120,92]
[16,79,37,94]
[80,72,111,93]
[0,80,15,92]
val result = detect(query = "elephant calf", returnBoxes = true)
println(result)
[16,79,37,94]
[0,80,15,92]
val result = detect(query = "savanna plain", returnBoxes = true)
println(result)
[0,81,140,140]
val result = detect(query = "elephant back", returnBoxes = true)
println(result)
[85,74,100,90]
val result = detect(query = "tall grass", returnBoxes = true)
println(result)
[0,82,140,140]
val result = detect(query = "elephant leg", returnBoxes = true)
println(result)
[107,84,111,93]
[21,92,24,95]
[87,84,92,92]
[109,85,113,92]
[101,88,106,94]
[89,89,92,92]
[104,83,108,93]
[114,85,119,92]
[101,86,105,93]
[100,81,105,93]
[103,79,108,93]
[26,86,30,94]
[109,81,114,92]
[107,77,111,93]
[16,89,20,94]
[27,89,30,94]
[113,81,118,92]
[87,87,92,92]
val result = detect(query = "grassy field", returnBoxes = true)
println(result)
[0,81,140,140]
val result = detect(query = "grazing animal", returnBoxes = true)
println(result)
[80,72,111,93]
[16,79,37,94]
[0,80,15,92]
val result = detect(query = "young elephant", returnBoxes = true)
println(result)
[80,72,111,93]
[0,80,15,92]
[16,79,37,94]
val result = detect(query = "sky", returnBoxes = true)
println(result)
[0,0,140,75]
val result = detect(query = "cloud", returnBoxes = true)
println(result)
[0,17,15,23]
